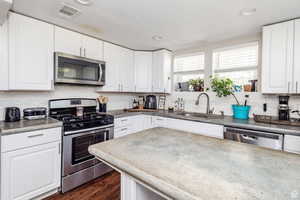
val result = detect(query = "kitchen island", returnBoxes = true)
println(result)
[89,128,300,200]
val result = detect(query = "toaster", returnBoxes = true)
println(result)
[23,107,47,120]
[5,107,21,122]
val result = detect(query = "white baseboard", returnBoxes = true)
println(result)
[33,188,59,200]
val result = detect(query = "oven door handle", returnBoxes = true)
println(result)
[64,125,113,135]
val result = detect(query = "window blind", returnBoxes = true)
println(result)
[213,42,259,70]
[174,54,205,72]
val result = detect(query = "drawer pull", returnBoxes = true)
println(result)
[28,134,44,138]
[121,128,127,131]
[121,119,128,122]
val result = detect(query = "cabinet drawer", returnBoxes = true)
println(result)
[165,118,224,139]
[284,135,300,154]
[114,117,133,128]
[2,127,62,153]
[152,116,167,128]
[114,127,131,138]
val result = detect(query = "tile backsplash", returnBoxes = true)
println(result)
[166,92,300,119]
[2,86,300,121]
[0,85,135,121]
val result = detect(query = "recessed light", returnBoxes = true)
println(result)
[74,0,92,6]
[240,8,256,16]
[152,35,163,41]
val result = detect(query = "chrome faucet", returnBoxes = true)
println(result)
[195,93,213,114]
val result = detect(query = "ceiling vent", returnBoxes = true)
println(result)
[58,3,81,18]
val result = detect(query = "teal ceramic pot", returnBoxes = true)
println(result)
[232,105,251,120]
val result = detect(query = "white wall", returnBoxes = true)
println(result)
[173,33,262,90]
[0,85,134,120]
[169,33,300,118]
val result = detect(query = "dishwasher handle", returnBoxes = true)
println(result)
[241,134,258,141]
[224,127,282,140]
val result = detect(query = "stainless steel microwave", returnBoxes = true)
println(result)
[54,52,105,86]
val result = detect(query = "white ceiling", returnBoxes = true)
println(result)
[12,0,300,50]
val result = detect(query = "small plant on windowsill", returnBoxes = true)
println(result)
[188,78,204,92]
[210,76,251,120]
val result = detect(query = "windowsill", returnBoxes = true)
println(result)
[173,91,261,94]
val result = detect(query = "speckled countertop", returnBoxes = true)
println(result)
[108,109,300,136]
[0,118,62,136]
[89,127,300,200]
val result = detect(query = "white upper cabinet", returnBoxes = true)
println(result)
[54,26,82,56]
[0,18,8,90]
[293,19,300,94]
[152,50,172,93]
[8,12,54,91]
[134,51,153,92]
[261,21,294,94]
[54,26,103,61]
[81,34,104,61]
[120,48,135,92]
[101,42,121,91]
[99,42,135,92]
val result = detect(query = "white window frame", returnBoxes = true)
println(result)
[173,52,205,77]
[213,41,259,74]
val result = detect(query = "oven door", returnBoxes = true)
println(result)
[63,127,112,176]
[55,52,105,86]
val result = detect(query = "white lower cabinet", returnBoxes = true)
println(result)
[121,173,167,200]
[114,115,153,138]
[151,116,167,128]
[115,115,224,139]
[284,135,300,154]
[1,128,62,200]
[165,118,224,139]
[114,127,132,138]
[151,116,223,139]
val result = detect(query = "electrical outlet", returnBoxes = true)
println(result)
[263,103,267,112]
[0,107,5,121]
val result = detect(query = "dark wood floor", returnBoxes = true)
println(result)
[44,171,120,200]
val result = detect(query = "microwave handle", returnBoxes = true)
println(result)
[98,64,103,82]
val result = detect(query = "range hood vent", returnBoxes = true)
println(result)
[58,3,81,18]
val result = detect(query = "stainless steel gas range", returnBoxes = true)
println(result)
[49,98,114,193]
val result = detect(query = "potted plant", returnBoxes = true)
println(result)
[188,78,204,92]
[210,76,251,120]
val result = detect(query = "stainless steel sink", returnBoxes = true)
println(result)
[176,112,224,119]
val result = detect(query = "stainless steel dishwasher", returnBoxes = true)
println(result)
[224,127,284,150]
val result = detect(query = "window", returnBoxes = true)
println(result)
[173,53,205,91]
[213,42,259,86]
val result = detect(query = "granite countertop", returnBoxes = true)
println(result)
[108,109,300,136]
[89,127,300,200]
[0,118,63,136]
